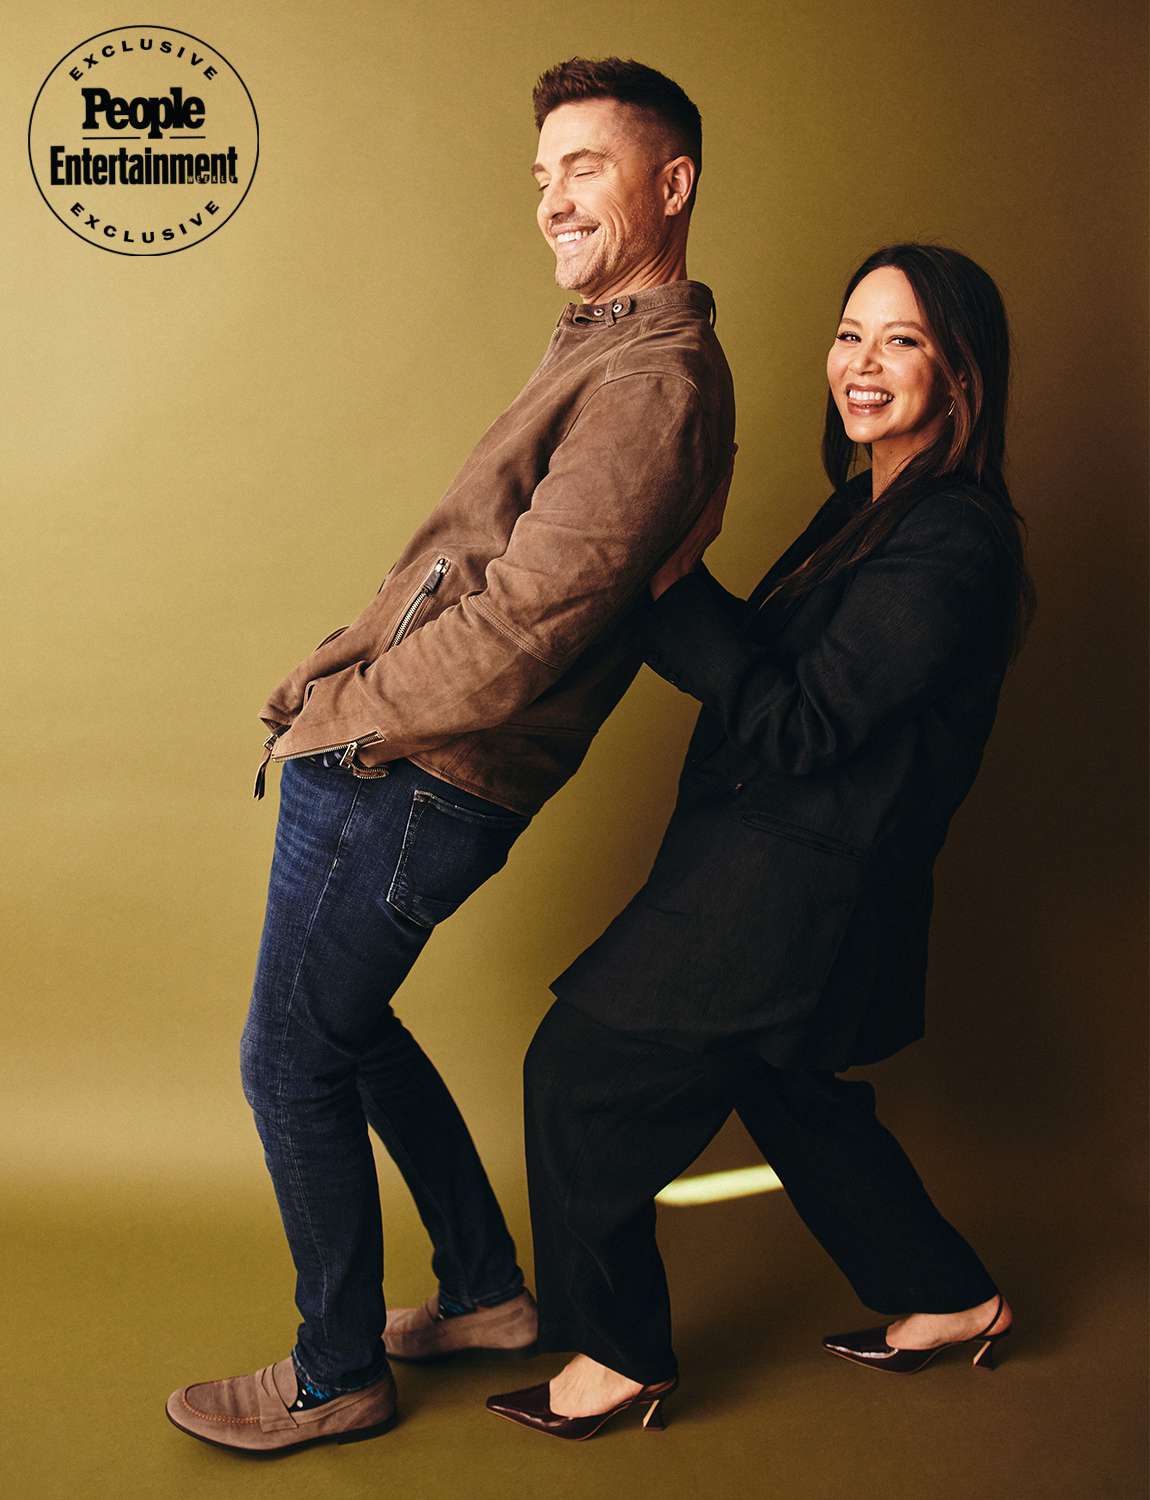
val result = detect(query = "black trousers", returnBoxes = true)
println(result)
[524,1000,997,1385]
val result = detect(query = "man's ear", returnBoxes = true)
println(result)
[663,156,696,217]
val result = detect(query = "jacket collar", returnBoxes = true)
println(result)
[562,279,715,328]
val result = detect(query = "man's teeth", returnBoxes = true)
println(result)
[556,228,596,244]
[848,388,893,404]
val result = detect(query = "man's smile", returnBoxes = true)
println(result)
[553,225,599,248]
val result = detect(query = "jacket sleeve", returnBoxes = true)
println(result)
[639,496,1007,776]
[274,373,720,761]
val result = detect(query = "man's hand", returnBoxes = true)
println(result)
[650,445,737,601]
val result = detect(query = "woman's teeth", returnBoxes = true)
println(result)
[847,388,893,405]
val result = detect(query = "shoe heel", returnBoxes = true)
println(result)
[972,1339,998,1370]
[335,1414,398,1443]
[641,1398,667,1431]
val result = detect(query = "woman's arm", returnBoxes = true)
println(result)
[640,493,1007,777]
[672,561,747,620]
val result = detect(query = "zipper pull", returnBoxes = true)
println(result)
[426,556,450,592]
[338,741,359,768]
[253,733,277,801]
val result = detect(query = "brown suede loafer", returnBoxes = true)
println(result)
[383,1290,538,1362]
[165,1357,397,1455]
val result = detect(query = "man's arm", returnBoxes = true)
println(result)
[272,371,723,761]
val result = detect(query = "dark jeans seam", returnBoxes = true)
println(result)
[275,777,365,1369]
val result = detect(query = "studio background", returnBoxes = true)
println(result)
[4,1,1146,1496]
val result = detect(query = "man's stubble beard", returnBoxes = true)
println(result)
[553,208,666,295]
[554,236,608,293]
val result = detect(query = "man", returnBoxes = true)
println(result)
[166,55,735,1455]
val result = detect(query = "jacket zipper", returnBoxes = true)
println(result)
[254,556,450,800]
[256,730,387,798]
[386,557,450,650]
[277,556,450,761]
[275,732,385,765]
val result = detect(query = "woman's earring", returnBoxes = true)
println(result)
[946,398,956,418]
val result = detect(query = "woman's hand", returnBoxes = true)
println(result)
[650,447,737,601]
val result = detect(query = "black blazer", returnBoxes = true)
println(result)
[551,476,1015,1068]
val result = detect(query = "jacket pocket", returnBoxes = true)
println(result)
[629,799,868,1019]
[387,557,451,651]
[386,788,528,930]
[739,809,864,860]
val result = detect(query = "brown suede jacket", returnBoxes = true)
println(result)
[258,279,736,815]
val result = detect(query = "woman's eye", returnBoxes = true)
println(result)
[835,331,859,342]
[890,335,919,346]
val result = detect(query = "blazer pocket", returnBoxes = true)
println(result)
[627,803,867,1024]
[739,809,864,860]
[386,788,528,930]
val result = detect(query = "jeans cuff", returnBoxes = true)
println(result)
[438,1272,525,1316]
[291,1344,389,1395]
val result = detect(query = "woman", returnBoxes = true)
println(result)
[486,244,1035,1439]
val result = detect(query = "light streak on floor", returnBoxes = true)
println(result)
[656,1164,783,1206]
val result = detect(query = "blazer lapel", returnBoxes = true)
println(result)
[745,490,857,630]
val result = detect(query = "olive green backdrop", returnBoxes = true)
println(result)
[4,1,1146,1496]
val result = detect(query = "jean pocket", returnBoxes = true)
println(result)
[386,789,528,930]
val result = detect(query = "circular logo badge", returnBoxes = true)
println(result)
[29,25,258,256]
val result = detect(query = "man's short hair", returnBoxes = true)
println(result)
[532,57,703,211]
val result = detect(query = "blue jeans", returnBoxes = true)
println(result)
[240,754,531,1390]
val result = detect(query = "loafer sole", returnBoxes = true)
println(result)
[164,1405,397,1457]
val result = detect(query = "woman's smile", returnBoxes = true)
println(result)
[845,384,895,417]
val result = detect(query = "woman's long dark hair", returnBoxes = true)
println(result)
[771,243,1035,655]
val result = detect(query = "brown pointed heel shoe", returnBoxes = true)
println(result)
[486,1376,677,1440]
[165,1358,397,1455]
[822,1292,1012,1375]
